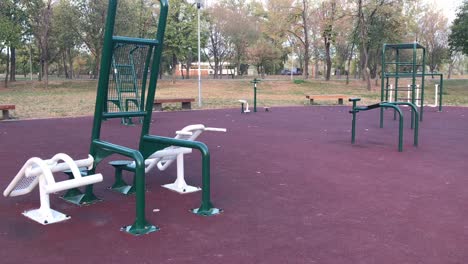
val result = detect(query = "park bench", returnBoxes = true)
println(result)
[306,95,347,105]
[153,98,195,111]
[0,104,15,120]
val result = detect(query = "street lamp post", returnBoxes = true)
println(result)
[197,1,202,107]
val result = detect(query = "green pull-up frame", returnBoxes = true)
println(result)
[349,98,419,152]
[72,0,220,236]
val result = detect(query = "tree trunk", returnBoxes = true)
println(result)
[302,0,310,79]
[10,47,16,82]
[5,48,9,88]
[67,48,74,79]
[171,53,177,84]
[358,0,371,91]
[63,51,69,79]
[45,60,49,88]
[346,42,355,85]
[447,62,453,79]
[325,41,331,81]
[315,61,319,79]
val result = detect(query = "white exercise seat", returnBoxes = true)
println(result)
[238,100,250,113]
[3,154,103,225]
[124,124,226,194]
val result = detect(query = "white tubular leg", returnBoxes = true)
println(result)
[23,175,70,225]
[389,84,393,102]
[407,85,411,102]
[416,85,420,107]
[161,153,200,194]
[434,84,438,107]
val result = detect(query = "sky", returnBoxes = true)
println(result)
[429,0,464,23]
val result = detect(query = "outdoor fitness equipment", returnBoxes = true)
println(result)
[251,78,261,112]
[349,98,419,152]
[238,100,251,113]
[108,124,226,195]
[85,0,221,235]
[381,43,444,127]
[3,154,103,224]
[4,0,221,236]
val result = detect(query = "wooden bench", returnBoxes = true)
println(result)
[153,98,195,111]
[0,104,15,120]
[306,95,347,105]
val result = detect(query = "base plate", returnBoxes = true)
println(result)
[191,207,223,216]
[161,183,201,194]
[23,208,71,225]
[121,224,159,236]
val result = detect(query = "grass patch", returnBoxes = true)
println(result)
[0,77,466,119]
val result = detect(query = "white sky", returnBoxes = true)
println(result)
[429,0,464,23]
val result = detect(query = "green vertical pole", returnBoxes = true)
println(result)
[380,44,386,128]
[438,74,443,112]
[420,47,426,121]
[349,98,360,144]
[410,43,417,128]
[83,0,120,205]
[393,48,400,121]
[190,143,220,216]
[253,79,257,112]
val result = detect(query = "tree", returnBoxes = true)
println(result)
[0,0,24,85]
[52,0,81,79]
[23,0,54,86]
[220,0,258,76]
[319,0,338,81]
[163,0,198,82]
[418,5,450,73]
[289,0,312,79]
[205,3,232,79]
[449,0,468,56]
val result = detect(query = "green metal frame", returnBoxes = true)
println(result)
[250,78,261,112]
[380,43,444,127]
[72,0,220,235]
[349,98,419,152]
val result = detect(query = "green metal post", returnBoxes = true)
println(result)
[390,102,419,147]
[439,74,443,112]
[349,98,361,144]
[420,47,426,121]
[410,43,417,127]
[251,78,260,112]
[381,103,404,152]
[380,44,386,128]
[141,135,222,216]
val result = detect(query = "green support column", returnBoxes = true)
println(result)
[251,78,260,112]
[349,98,361,144]
[438,74,443,112]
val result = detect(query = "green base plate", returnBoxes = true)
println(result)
[191,207,223,216]
[108,185,135,195]
[121,224,159,236]
[61,193,102,206]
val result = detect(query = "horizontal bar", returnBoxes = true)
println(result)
[384,73,443,78]
[113,36,159,46]
[102,111,147,119]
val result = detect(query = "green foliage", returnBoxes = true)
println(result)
[449,1,468,55]
[163,0,199,66]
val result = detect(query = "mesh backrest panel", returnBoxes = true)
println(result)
[107,43,152,113]
[11,175,38,192]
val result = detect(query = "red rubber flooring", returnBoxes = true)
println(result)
[0,106,467,263]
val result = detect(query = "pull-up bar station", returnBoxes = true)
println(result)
[381,43,444,127]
